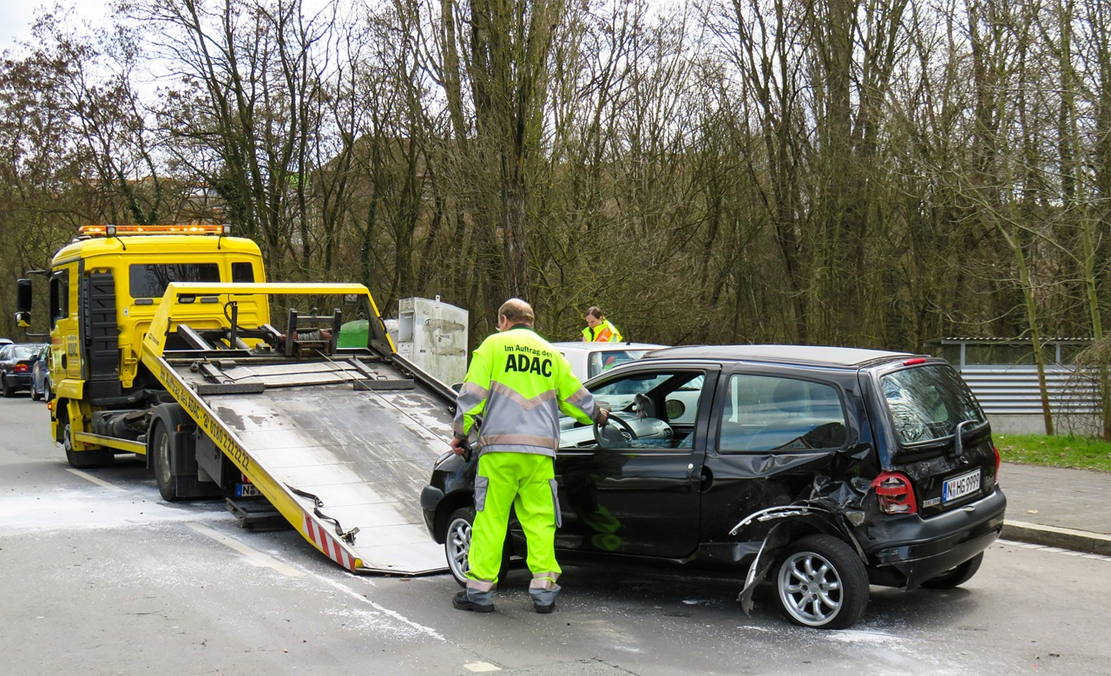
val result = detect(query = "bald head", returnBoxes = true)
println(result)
[499,298,534,325]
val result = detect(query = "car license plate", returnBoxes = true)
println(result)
[942,468,981,503]
[236,483,261,497]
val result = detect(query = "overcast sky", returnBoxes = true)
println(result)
[0,0,111,53]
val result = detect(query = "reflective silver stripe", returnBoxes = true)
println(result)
[529,573,560,589]
[480,433,556,448]
[460,381,490,399]
[488,381,558,410]
[467,579,496,592]
[453,382,490,434]
[565,386,602,421]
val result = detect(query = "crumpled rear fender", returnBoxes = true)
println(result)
[733,506,865,615]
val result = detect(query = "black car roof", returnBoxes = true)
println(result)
[643,344,918,369]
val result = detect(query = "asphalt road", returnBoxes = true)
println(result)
[1,395,1109,676]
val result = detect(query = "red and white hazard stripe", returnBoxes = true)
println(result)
[303,514,356,571]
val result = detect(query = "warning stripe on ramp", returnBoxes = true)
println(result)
[304,515,356,571]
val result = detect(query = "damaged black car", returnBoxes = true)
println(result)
[421,345,1006,629]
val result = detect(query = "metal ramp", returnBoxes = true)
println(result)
[158,355,454,575]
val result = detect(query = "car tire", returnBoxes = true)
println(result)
[444,507,510,588]
[151,421,180,502]
[921,552,983,589]
[1,375,12,398]
[775,534,869,629]
[31,382,42,401]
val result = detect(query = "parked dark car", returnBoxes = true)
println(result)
[30,343,51,401]
[421,345,1006,629]
[0,342,46,397]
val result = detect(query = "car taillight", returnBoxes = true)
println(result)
[993,445,1001,481]
[13,364,29,373]
[872,472,917,515]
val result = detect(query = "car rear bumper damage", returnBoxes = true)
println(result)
[861,488,1007,588]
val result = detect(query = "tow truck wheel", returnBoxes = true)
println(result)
[444,507,510,588]
[62,413,113,469]
[774,534,869,629]
[151,421,179,502]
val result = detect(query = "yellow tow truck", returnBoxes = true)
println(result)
[15,225,456,574]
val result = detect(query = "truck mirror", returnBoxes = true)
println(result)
[16,278,32,313]
[15,278,32,327]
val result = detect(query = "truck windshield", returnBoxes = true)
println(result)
[129,263,221,298]
[881,364,985,444]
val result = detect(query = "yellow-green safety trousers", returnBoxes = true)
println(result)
[468,452,561,590]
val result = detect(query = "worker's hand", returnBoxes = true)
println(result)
[449,436,466,456]
[597,407,610,426]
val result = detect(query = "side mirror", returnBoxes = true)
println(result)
[15,279,32,327]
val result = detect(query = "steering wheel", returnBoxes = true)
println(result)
[594,413,638,448]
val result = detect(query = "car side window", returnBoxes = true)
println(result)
[719,374,847,452]
[589,371,706,450]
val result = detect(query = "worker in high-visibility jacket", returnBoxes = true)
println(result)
[450,298,609,614]
[582,306,623,342]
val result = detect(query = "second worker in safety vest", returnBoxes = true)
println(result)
[450,298,609,614]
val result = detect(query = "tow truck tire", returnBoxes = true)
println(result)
[774,534,869,629]
[60,408,114,469]
[444,507,510,588]
[921,552,983,589]
[151,421,179,502]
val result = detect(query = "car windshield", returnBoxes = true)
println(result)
[586,349,654,379]
[881,364,985,444]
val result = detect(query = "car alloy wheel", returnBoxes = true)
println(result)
[445,507,475,587]
[775,534,868,629]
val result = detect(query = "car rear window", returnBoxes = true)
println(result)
[587,349,653,379]
[10,345,38,360]
[881,364,985,444]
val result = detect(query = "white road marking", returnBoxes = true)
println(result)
[64,468,125,490]
[311,569,446,642]
[998,539,1111,562]
[463,663,502,672]
[186,522,303,577]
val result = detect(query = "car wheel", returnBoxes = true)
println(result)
[31,381,42,401]
[921,552,983,589]
[44,382,52,402]
[151,421,179,502]
[775,534,869,629]
[444,507,510,588]
[0,376,12,398]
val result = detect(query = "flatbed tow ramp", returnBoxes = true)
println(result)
[139,283,457,575]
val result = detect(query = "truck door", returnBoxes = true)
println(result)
[555,365,718,558]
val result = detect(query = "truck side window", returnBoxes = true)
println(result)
[719,375,847,452]
[232,262,255,283]
[49,271,68,327]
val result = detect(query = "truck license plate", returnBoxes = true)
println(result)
[942,469,981,504]
[236,483,261,497]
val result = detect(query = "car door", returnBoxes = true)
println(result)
[554,363,719,558]
[700,368,861,542]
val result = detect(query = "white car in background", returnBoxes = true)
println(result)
[550,341,667,383]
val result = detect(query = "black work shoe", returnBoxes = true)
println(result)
[453,591,494,613]
[534,601,556,614]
